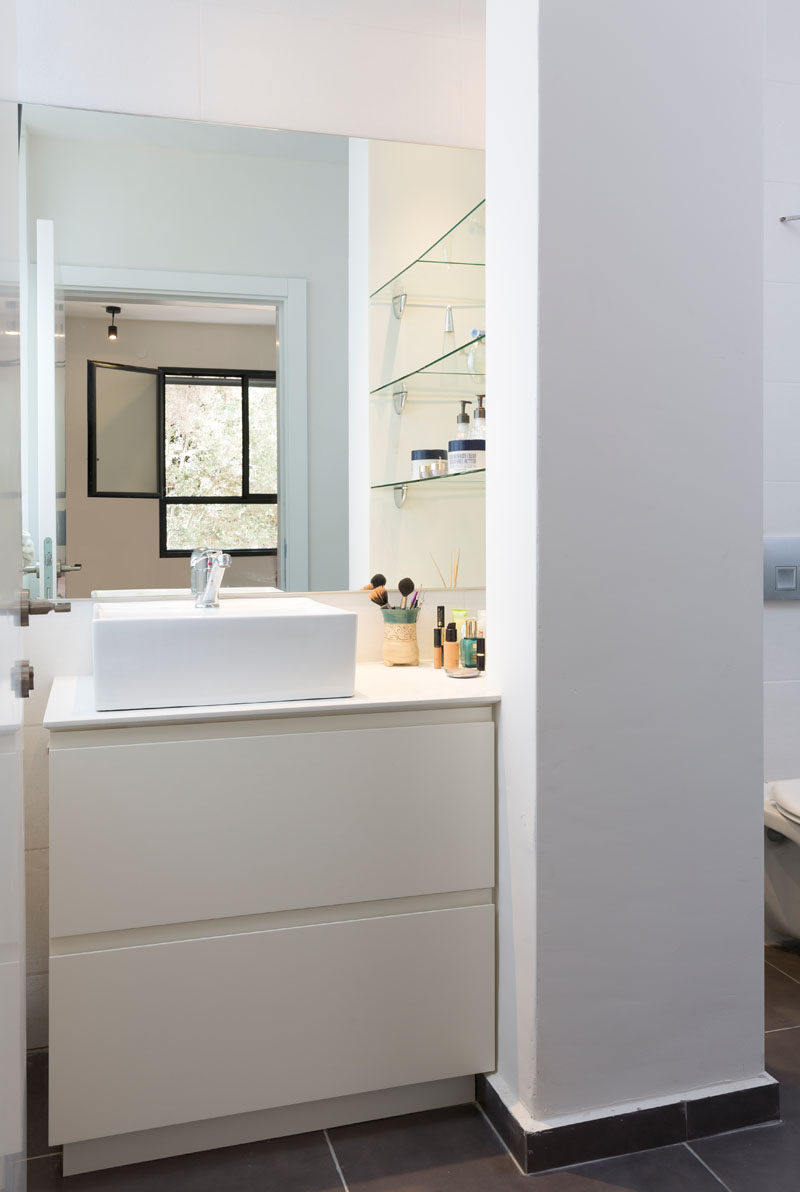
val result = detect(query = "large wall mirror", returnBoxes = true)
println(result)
[19,105,485,597]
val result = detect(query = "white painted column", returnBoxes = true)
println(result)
[487,0,766,1126]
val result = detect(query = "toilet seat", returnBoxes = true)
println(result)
[764,781,800,941]
[771,780,800,826]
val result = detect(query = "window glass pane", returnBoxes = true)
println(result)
[165,382,242,497]
[249,384,278,494]
[166,503,278,552]
[93,364,159,494]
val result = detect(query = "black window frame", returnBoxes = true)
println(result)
[158,367,278,559]
[87,360,162,499]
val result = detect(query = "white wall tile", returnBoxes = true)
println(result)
[16,0,203,119]
[764,604,800,680]
[767,0,800,84]
[765,383,800,481]
[765,482,800,534]
[766,183,800,282]
[25,849,48,976]
[765,283,800,382]
[199,4,482,148]
[16,2,483,148]
[26,975,48,1050]
[766,82,800,182]
[765,680,800,778]
[23,726,49,853]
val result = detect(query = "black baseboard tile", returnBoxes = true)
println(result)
[686,1080,780,1139]
[475,1071,529,1170]
[475,1073,781,1175]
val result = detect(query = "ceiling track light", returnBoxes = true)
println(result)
[106,305,120,341]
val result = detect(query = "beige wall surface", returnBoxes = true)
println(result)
[64,316,278,597]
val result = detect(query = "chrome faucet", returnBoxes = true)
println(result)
[191,549,231,608]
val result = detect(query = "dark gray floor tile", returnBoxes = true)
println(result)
[329,1107,728,1191]
[26,1132,341,1191]
[766,944,800,985]
[329,1105,530,1190]
[766,1026,800,1122]
[765,962,800,1031]
[688,1028,798,1188]
[530,1144,734,1190]
[27,1156,65,1191]
[27,1050,60,1158]
[690,1119,788,1192]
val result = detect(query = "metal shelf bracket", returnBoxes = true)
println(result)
[393,484,408,509]
[391,293,407,320]
[392,387,408,416]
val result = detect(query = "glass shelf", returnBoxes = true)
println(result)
[370,201,485,309]
[371,468,485,492]
[370,336,485,398]
[419,200,485,264]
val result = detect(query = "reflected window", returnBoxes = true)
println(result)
[161,370,277,556]
[87,363,277,558]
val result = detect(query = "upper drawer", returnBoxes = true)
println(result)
[50,720,494,936]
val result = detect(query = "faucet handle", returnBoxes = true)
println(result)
[219,553,232,568]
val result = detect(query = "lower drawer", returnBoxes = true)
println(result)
[50,904,495,1144]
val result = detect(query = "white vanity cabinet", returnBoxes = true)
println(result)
[47,691,496,1174]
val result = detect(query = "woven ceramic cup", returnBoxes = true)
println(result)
[381,607,419,666]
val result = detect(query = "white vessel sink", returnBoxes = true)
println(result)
[92,598,358,711]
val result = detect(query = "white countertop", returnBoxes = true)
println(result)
[45,663,500,730]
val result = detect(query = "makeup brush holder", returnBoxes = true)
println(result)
[381,608,419,667]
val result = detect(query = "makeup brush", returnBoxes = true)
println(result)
[362,572,387,590]
[370,586,389,608]
[398,577,415,609]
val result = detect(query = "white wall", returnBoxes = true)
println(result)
[64,316,278,597]
[25,122,350,590]
[15,1,484,151]
[488,0,765,1126]
[763,1,800,779]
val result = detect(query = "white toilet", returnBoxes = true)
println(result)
[765,780,800,940]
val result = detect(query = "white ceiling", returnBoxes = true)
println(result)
[65,300,277,326]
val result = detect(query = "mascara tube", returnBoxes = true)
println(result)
[477,637,486,672]
[433,626,443,669]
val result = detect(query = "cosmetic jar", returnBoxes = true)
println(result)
[447,439,485,474]
[411,450,447,481]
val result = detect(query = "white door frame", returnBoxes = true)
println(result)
[57,265,309,591]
